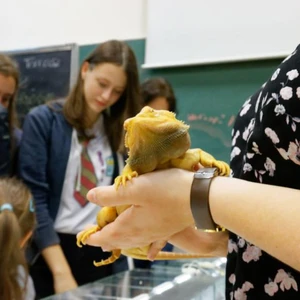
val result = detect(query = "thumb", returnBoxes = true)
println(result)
[86,183,139,207]
[147,240,168,260]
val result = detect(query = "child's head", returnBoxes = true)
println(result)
[64,40,141,152]
[0,177,36,300]
[0,54,20,126]
[141,77,177,113]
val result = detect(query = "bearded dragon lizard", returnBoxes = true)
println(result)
[77,106,230,266]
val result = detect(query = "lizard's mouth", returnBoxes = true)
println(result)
[124,117,132,131]
[124,132,129,148]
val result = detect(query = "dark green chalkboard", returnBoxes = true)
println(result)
[9,44,79,124]
[80,39,282,163]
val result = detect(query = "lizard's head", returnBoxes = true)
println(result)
[124,106,190,161]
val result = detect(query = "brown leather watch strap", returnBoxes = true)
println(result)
[190,168,223,231]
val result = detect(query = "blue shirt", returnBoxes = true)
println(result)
[0,110,22,176]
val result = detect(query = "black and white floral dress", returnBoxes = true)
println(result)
[227,44,300,299]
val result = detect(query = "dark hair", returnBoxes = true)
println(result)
[0,54,20,152]
[62,40,141,152]
[0,177,36,300]
[141,77,177,113]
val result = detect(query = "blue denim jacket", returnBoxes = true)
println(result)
[0,106,22,176]
[18,102,120,260]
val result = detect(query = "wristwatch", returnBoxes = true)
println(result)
[190,167,225,232]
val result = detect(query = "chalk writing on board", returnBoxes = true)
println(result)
[24,57,61,69]
[17,92,55,111]
[10,46,78,125]
[187,113,236,127]
[187,113,236,148]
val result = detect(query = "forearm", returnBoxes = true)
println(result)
[42,245,78,293]
[209,176,300,271]
[41,245,73,276]
[169,226,228,257]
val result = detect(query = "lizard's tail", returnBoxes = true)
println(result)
[122,250,208,261]
[153,251,208,260]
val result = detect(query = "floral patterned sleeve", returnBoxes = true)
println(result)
[261,47,300,142]
[232,45,300,188]
[227,45,300,299]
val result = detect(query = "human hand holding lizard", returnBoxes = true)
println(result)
[76,107,229,264]
[83,168,195,258]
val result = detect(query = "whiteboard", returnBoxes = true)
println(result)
[143,0,300,68]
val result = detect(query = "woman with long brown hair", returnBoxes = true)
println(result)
[0,54,21,176]
[18,40,141,298]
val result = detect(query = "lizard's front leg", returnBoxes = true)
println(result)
[114,164,138,189]
[171,148,230,176]
[76,206,118,247]
[190,148,230,175]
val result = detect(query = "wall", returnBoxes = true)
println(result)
[1,1,288,162]
[0,0,146,51]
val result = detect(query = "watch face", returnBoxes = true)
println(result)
[194,167,218,179]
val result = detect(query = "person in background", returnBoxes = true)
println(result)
[0,177,36,300]
[0,54,21,177]
[18,40,141,298]
[223,43,300,299]
[140,77,177,113]
[80,44,300,299]
[134,77,178,269]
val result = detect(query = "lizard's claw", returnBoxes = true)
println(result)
[93,249,122,267]
[214,161,230,176]
[114,171,138,189]
[76,225,100,247]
